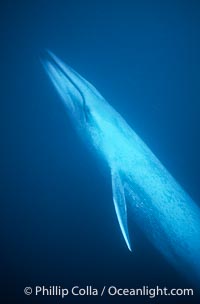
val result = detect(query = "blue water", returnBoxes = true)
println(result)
[1,1,200,303]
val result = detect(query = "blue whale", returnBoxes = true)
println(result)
[42,51,200,283]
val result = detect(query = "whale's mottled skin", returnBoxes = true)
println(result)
[42,50,200,283]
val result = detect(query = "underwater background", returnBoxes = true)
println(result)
[1,0,200,303]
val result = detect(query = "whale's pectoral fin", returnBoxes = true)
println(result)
[111,170,132,251]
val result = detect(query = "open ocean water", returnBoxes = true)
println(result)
[1,1,200,303]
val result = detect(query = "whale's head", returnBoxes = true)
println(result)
[41,50,132,165]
